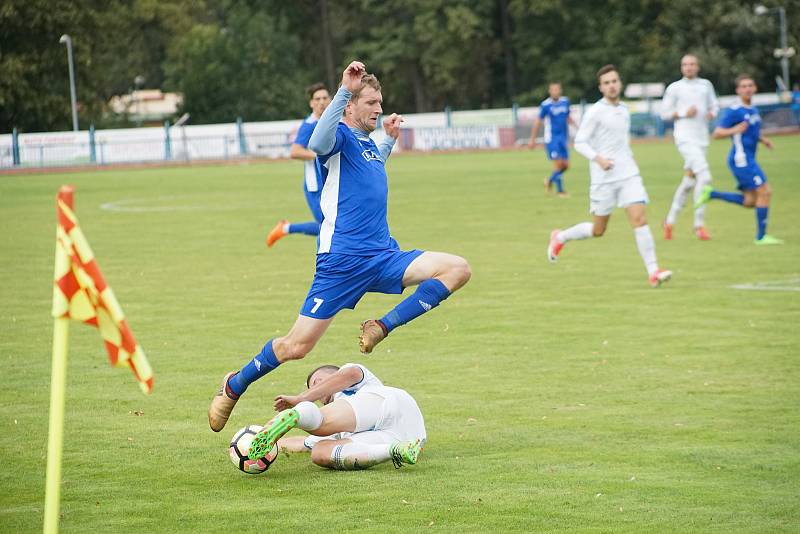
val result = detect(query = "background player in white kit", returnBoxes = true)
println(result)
[547,65,672,288]
[251,363,425,470]
[660,54,719,240]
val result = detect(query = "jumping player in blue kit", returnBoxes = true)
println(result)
[696,74,783,245]
[529,82,575,196]
[266,83,331,247]
[208,61,471,432]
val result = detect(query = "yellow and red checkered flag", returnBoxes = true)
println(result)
[51,185,153,393]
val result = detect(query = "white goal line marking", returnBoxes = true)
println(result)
[730,278,800,292]
[100,196,227,213]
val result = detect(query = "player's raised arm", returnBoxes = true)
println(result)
[377,113,402,162]
[308,61,366,155]
[273,365,364,410]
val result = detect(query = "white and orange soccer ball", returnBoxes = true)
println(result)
[229,424,279,474]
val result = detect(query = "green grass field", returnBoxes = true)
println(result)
[1,136,799,533]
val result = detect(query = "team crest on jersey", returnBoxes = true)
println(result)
[361,149,381,161]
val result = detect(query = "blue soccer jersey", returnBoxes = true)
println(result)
[294,115,322,193]
[718,102,762,168]
[316,122,393,255]
[539,97,571,143]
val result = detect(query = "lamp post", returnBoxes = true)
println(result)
[59,34,79,131]
[755,5,795,91]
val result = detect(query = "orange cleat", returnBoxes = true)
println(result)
[648,268,673,288]
[663,221,673,240]
[266,220,288,248]
[694,226,711,241]
[547,229,564,263]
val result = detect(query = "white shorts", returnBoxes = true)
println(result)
[676,142,709,174]
[589,176,649,216]
[305,386,426,449]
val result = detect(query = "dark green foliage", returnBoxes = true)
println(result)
[2,0,798,132]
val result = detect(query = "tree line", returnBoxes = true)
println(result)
[1,0,798,133]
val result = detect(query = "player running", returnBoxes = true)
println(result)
[660,54,719,240]
[696,74,783,245]
[547,65,672,287]
[208,61,471,433]
[251,363,425,470]
[528,82,575,196]
[266,83,331,247]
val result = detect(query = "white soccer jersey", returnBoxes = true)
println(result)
[333,363,383,399]
[574,99,640,185]
[660,77,718,146]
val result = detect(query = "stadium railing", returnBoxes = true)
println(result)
[2,96,797,170]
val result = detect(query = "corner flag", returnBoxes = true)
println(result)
[45,185,153,534]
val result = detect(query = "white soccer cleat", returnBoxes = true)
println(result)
[547,229,564,263]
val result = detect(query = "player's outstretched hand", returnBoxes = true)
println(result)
[383,113,403,139]
[761,136,774,150]
[342,61,366,93]
[274,394,302,411]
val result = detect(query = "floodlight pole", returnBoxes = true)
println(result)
[59,35,79,131]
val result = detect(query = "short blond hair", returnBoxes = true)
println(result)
[351,73,381,101]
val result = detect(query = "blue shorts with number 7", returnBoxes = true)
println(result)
[300,246,424,320]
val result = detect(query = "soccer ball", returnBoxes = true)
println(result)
[229,424,278,474]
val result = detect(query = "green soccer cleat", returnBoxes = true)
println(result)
[390,439,423,469]
[694,185,713,209]
[754,235,784,246]
[247,408,300,461]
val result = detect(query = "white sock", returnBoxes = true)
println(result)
[557,222,593,243]
[634,225,659,276]
[693,169,711,228]
[282,223,291,233]
[294,401,322,431]
[665,175,696,225]
[330,442,391,470]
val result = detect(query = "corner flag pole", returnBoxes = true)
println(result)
[44,185,74,534]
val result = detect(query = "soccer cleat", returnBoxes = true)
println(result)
[694,226,711,241]
[694,185,713,208]
[663,221,673,240]
[754,235,784,245]
[248,408,300,460]
[648,268,672,288]
[390,439,423,469]
[547,229,564,263]
[208,372,239,432]
[265,220,288,247]
[359,319,388,354]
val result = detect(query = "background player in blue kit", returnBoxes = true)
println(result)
[266,83,331,247]
[208,61,471,433]
[697,74,783,245]
[528,82,575,196]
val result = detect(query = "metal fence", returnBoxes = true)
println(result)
[2,101,797,170]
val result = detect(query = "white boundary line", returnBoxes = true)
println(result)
[730,278,800,292]
[100,196,223,212]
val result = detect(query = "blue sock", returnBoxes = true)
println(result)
[549,170,564,193]
[380,279,451,333]
[288,222,320,236]
[755,207,768,240]
[709,191,744,205]
[227,339,281,396]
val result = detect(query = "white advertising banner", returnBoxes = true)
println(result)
[413,126,500,151]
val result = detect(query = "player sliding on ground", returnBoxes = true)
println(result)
[208,61,471,433]
[547,64,672,287]
[696,74,783,246]
[249,363,425,470]
[660,54,719,241]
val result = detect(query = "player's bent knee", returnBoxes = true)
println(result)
[447,257,472,290]
[310,446,332,467]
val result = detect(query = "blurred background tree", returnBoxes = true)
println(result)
[1,0,798,132]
